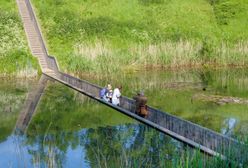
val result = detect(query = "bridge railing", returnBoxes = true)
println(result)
[51,71,248,163]
[57,72,101,97]
[22,0,248,164]
[121,96,248,163]
[47,56,59,72]
[24,0,49,65]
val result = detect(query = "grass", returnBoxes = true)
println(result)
[0,0,39,76]
[31,0,248,75]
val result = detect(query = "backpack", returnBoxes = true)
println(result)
[99,88,107,98]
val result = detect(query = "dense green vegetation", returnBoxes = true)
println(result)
[31,0,248,74]
[1,1,248,166]
[0,0,38,76]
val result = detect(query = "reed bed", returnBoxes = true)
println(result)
[70,40,248,75]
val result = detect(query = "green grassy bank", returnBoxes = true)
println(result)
[31,0,248,74]
[0,0,38,76]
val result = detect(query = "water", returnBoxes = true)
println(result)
[0,68,248,167]
[83,68,248,137]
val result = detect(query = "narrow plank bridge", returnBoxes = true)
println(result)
[16,0,248,164]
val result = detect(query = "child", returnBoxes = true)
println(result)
[106,89,113,103]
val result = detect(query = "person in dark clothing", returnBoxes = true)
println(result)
[133,91,148,118]
[99,84,112,100]
[106,89,113,103]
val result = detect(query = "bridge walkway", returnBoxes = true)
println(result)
[48,71,248,164]
[16,0,57,76]
[16,0,248,164]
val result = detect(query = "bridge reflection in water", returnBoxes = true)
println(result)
[14,71,248,165]
[15,75,49,133]
[50,71,248,164]
[15,0,248,165]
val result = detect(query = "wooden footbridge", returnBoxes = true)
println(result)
[16,0,248,164]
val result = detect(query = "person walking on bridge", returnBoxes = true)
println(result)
[99,84,112,101]
[133,91,148,118]
[112,86,122,106]
[106,89,113,103]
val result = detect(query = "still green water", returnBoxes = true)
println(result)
[83,68,248,138]
[0,68,248,167]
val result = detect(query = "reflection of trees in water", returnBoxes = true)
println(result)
[0,81,31,142]
[23,124,188,167]
[23,123,239,167]
[25,134,67,167]
[83,124,194,167]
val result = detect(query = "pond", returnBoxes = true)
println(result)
[0,68,248,167]
[86,68,248,137]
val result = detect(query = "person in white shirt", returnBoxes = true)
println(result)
[112,86,122,106]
